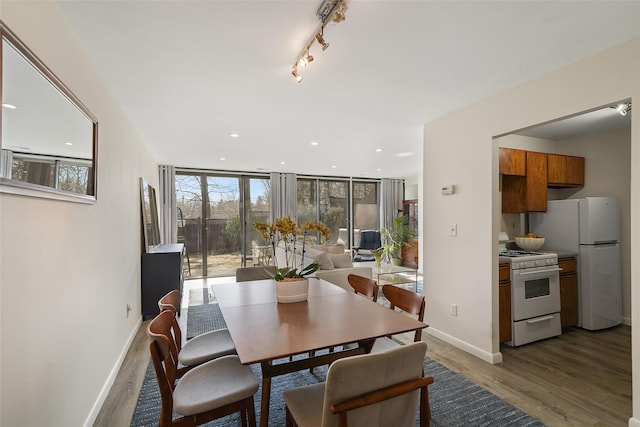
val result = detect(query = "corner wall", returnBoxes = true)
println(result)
[422,38,639,422]
[0,3,157,426]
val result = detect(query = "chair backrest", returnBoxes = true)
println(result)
[235,265,277,282]
[381,285,426,341]
[148,310,180,427]
[321,341,428,427]
[157,290,183,354]
[347,274,378,302]
[358,230,381,250]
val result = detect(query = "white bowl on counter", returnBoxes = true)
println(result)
[515,236,545,251]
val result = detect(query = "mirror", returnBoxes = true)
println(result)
[0,21,98,200]
[140,178,161,253]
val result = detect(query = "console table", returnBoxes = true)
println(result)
[141,243,184,319]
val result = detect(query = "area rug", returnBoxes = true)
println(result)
[132,288,545,427]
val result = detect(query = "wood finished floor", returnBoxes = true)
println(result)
[94,286,632,427]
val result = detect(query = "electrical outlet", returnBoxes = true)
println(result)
[450,303,458,316]
[449,223,458,237]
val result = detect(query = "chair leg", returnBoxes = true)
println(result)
[240,408,248,427]
[285,406,296,427]
[246,396,257,427]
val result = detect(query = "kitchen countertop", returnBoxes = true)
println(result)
[546,249,578,258]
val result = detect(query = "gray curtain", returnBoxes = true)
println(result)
[380,178,404,232]
[158,165,177,244]
[0,149,13,179]
[270,172,297,220]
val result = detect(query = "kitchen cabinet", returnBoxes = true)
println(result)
[498,263,512,343]
[499,147,526,176]
[141,243,184,319]
[501,150,547,213]
[548,154,585,187]
[558,256,579,327]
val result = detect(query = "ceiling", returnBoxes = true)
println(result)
[53,1,640,179]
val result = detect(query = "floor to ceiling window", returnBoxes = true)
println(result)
[297,177,379,247]
[175,171,269,278]
[352,180,379,246]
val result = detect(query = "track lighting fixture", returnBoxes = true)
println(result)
[291,68,303,83]
[290,0,348,83]
[297,49,314,67]
[613,102,632,116]
[315,33,330,51]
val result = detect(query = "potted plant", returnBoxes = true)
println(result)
[381,216,416,266]
[254,216,330,303]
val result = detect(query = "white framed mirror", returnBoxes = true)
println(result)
[0,20,98,201]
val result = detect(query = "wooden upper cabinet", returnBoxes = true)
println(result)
[548,154,585,187]
[499,147,526,176]
[525,151,547,212]
[566,156,585,185]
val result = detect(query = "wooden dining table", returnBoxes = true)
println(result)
[212,277,428,427]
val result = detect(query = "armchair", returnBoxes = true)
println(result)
[352,230,381,262]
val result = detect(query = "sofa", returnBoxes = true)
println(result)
[274,243,372,292]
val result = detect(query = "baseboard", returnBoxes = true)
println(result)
[628,417,640,427]
[425,327,503,364]
[83,316,143,427]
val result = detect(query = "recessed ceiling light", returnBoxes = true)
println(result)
[219,157,226,161]
[331,165,337,169]
[375,148,382,152]
[280,161,285,165]
[310,141,319,146]
[65,142,73,146]
[229,133,240,138]
[395,152,414,158]
[2,103,16,109]
[376,168,381,171]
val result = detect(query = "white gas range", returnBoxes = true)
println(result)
[499,249,562,346]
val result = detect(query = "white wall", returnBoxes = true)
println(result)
[499,128,632,324]
[422,38,639,422]
[0,3,157,426]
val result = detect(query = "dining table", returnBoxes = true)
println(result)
[212,277,428,427]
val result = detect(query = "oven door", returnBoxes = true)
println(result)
[511,267,561,321]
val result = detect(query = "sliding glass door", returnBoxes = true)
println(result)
[175,171,269,278]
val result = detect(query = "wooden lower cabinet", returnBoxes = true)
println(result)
[559,257,579,327]
[499,263,512,343]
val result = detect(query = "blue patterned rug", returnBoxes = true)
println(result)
[131,289,545,427]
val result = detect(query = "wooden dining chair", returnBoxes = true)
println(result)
[347,274,379,302]
[372,285,427,353]
[283,341,434,427]
[147,310,259,427]
[158,290,236,378]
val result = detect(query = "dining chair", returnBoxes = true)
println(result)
[372,285,427,353]
[347,274,379,302]
[283,341,433,427]
[235,265,277,282]
[147,310,259,427]
[158,290,236,378]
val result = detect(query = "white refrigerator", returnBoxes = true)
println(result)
[529,197,621,330]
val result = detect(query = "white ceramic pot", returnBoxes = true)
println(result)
[275,278,309,303]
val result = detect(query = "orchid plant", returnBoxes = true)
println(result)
[254,216,331,281]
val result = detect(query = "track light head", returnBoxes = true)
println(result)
[315,33,329,51]
[291,68,303,83]
[297,49,314,67]
[614,102,632,116]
